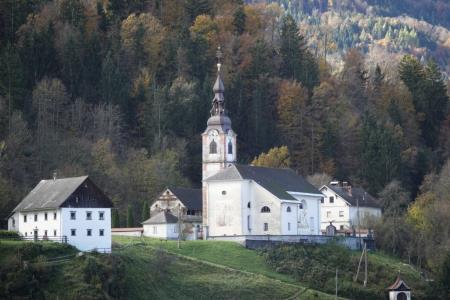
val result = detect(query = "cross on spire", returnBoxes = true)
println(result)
[216,46,223,72]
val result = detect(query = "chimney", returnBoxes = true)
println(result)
[53,171,57,181]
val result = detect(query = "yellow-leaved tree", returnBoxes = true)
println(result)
[251,146,290,168]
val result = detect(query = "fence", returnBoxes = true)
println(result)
[0,235,68,243]
[208,234,375,251]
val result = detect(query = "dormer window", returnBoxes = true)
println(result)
[210,140,217,154]
[228,141,233,154]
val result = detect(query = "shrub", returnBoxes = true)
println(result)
[0,230,20,239]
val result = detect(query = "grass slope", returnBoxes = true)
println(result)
[113,236,340,299]
[0,239,337,299]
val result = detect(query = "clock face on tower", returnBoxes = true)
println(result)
[208,129,219,137]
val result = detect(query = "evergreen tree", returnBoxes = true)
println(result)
[112,209,120,228]
[142,201,150,222]
[126,204,134,227]
[232,5,246,35]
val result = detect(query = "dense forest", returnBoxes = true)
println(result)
[0,0,449,294]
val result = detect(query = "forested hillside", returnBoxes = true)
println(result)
[0,1,449,293]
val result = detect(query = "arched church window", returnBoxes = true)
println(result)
[261,206,270,213]
[287,206,291,212]
[397,292,407,300]
[247,202,251,208]
[228,141,233,154]
[299,203,303,209]
[210,140,217,154]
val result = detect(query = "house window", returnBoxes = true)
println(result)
[247,202,251,208]
[340,225,344,230]
[70,211,76,220]
[24,215,27,223]
[25,232,27,237]
[99,211,104,220]
[34,214,38,222]
[71,229,76,236]
[12,218,15,227]
[222,190,226,195]
[329,196,334,203]
[326,211,332,218]
[153,226,157,234]
[45,213,48,221]
[44,230,48,236]
[54,212,57,220]
[320,198,324,203]
[299,203,303,209]
[247,215,251,231]
[86,211,92,220]
[87,229,92,236]
[288,222,291,231]
[174,226,178,233]
[339,211,344,217]
[261,206,270,213]
[99,229,104,236]
[54,230,57,236]
[209,140,217,154]
[286,206,291,212]
[228,141,233,154]
[263,223,269,231]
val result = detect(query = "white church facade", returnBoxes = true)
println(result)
[201,48,323,238]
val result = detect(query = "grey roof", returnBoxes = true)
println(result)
[13,176,89,212]
[169,187,202,210]
[142,211,178,224]
[323,185,380,208]
[205,164,322,200]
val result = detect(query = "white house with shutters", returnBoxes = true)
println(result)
[319,181,382,233]
[8,176,113,252]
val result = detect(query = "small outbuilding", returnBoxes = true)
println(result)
[387,277,411,300]
[142,210,179,240]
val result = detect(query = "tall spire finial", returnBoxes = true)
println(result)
[216,46,223,72]
[211,45,225,116]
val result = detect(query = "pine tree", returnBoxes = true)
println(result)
[126,204,134,227]
[112,209,120,228]
[142,201,150,222]
[232,5,246,35]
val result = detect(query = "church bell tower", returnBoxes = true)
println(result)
[202,47,237,181]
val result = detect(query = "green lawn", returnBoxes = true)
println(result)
[113,236,297,282]
[115,245,305,300]
[113,236,342,299]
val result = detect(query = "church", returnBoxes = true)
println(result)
[200,48,324,238]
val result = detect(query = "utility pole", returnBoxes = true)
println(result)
[364,242,368,287]
[335,268,338,299]
[177,204,181,249]
[357,195,361,250]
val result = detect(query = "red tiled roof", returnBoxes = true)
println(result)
[387,277,411,291]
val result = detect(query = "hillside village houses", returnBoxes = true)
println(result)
[7,176,113,252]
[319,181,381,235]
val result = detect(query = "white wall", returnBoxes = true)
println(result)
[207,180,243,236]
[320,188,351,230]
[250,182,281,235]
[143,223,179,239]
[61,208,111,252]
[10,210,61,238]
[289,193,322,235]
[280,202,298,235]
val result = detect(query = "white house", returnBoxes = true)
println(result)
[142,210,179,240]
[200,48,323,238]
[8,176,113,252]
[319,182,382,233]
[146,187,202,240]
